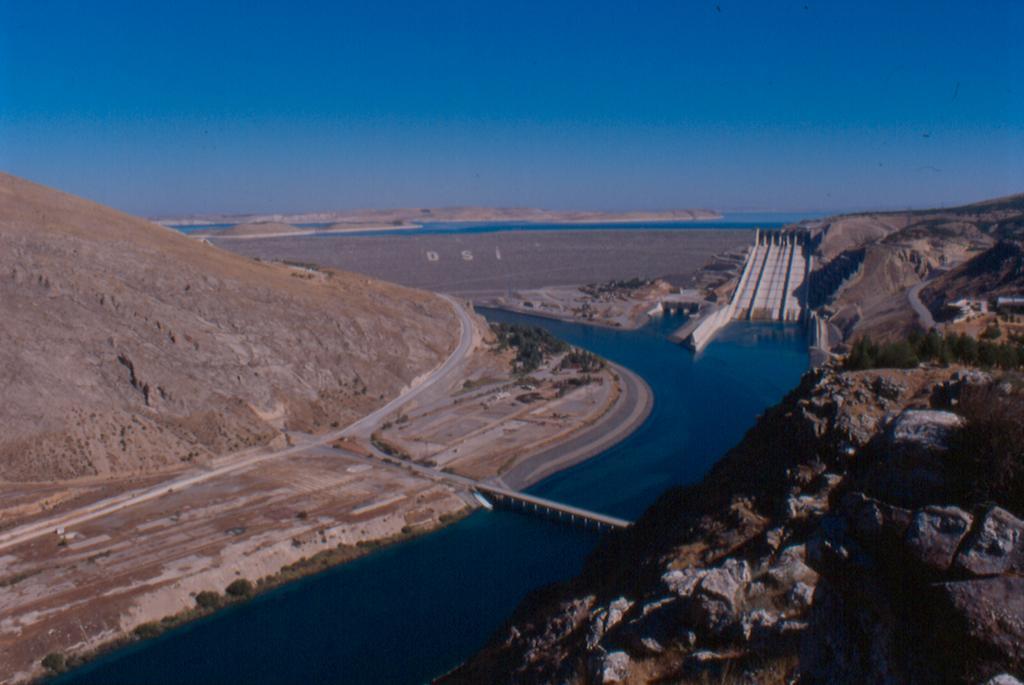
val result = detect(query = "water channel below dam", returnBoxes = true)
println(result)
[55,310,809,685]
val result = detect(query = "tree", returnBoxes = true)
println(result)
[133,622,162,639]
[918,329,943,359]
[875,340,919,368]
[195,590,222,609]
[42,652,66,674]
[845,336,878,370]
[226,578,254,598]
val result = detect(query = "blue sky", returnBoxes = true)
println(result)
[1,1,1021,216]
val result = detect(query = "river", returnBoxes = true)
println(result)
[55,312,808,685]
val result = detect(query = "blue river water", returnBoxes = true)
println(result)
[54,313,808,685]
[171,212,821,236]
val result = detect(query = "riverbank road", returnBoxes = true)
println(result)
[0,295,475,554]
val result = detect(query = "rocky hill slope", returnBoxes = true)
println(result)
[807,194,1024,342]
[0,173,456,482]
[441,364,1024,684]
[923,239,1024,309]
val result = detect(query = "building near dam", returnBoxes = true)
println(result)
[686,229,811,351]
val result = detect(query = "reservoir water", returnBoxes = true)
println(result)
[55,313,808,685]
[171,212,822,236]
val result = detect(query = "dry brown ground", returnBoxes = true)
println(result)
[0,172,457,482]
[0,448,468,683]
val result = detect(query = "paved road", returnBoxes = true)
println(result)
[0,296,474,553]
[907,280,937,331]
[340,293,473,439]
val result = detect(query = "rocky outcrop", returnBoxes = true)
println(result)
[441,366,1024,684]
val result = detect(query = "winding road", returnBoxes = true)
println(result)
[907,281,937,331]
[0,295,474,553]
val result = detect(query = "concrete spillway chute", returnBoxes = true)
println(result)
[685,229,811,352]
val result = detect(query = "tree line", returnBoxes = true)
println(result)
[845,329,1023,371]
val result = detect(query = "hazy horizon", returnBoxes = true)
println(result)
[2,1,1022,216]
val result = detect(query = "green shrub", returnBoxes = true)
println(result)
[195,590,222,609]
[133,622,162,639]
[491,323,569,373]
[42,652,66,673]
[225,578,254,598]
[846,331,1022,371]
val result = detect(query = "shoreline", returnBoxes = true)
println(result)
[157,212,723,229]
[197,223,423,240]
[29,323,655,684]
[500,361,653,490]
[476,301,655,333]
[36,509,473,684]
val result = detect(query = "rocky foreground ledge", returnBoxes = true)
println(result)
[440,364,1024,684]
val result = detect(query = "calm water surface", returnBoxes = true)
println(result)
[56,313,807,685]
[172,212,823,236]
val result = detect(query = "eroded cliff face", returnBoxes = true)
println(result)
[441,366,1024,684]
[0,173,456,481]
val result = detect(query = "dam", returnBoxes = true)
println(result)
[686,229,811,352]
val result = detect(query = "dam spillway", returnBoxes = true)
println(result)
[687,229,811,351]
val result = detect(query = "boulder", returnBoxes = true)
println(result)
[768,544,816,582]
[807,515,875,581]
[873,376,906,401]
[937,576,1024,663]
[787,581,816,610]
[955,507,1024,577]
[842,492,913,547]
[785,492,830,521]
[888,409,964,451]
[688,559,751,636]
[616,598,684,656]
[586,597,634,649]
[663,566,705,598]
[697,559,751,606]
[597,651,631,684]
[984,675,1024,685]
[904,506,973,572]
[738,608,780,641]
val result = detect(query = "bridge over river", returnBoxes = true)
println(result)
[472,483,631,530]
[317,444,632,531]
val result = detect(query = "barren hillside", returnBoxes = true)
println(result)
[811,194,1024,341]
[0,173,456,482]
[923,239,1024,309]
